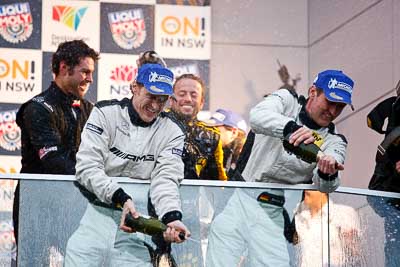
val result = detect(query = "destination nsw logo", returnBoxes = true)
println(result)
[52,5,87,31]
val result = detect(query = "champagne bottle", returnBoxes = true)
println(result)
[282,133,322,164]
[124,213,185,240]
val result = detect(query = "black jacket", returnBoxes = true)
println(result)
[165,109,227,180]
[368,96,400,193]
[13,82,93,252]
[16,82,93,174]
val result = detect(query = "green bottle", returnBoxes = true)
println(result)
[124,213,167,236]
[124,213,185,240]
[282,133,321,164]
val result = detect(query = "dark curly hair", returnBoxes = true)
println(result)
[52,40,99,76]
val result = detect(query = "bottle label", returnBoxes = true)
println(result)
[312,131,324,148]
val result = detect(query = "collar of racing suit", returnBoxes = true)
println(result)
[127,97,156,127]
[299,99,334,131]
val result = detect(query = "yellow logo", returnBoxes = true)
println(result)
[312,131,324,147]
[195,158,206,176]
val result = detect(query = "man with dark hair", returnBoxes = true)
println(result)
[207,70,354,266]
[64,63,190,266]
[13,40,99,244]
[167,74,227,180]
[17,39,99,174]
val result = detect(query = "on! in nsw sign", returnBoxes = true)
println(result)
[155,5,210,60]
[0,48,42,104]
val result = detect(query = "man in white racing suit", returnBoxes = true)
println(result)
[65,63,190,266]
[206,70,355,267]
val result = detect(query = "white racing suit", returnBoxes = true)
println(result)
[206,89,347,267]
[64,98,185,266]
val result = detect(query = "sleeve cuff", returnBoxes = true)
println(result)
[317,169,338,181]
[283,121,302,137]
[161,210,182,224]
[111,188,132,208]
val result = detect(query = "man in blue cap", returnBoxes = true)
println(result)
[65,63,190,266]
[206,109,248,172]
[207,70,354,267]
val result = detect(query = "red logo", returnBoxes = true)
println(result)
[110,65,137,84]
[0,109,21,151]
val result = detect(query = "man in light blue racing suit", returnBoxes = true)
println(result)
[65,63,190,266]
[206,70,355,267]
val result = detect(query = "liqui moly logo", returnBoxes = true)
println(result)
[169,63,199,78]
[0,2,33,43]
[108,8,146,49]
[0,109,21,151]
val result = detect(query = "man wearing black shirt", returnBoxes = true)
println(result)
[13,40,99,244]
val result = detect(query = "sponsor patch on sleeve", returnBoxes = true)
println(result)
[172,148,183,157]
[38,146,58,160]
[86,123,103,135]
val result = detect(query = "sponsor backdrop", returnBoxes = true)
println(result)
[0,0,211,170]
[0,0,210,266]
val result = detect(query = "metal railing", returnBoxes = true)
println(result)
[0,174,399,267]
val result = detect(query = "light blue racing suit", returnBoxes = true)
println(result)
[65,98,185,266]
[206,89,347,267]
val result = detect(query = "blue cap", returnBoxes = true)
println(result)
[136,63,174,95]
[209,109,247,132]
[313,70,354,108]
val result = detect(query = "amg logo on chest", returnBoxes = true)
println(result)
[110,147,154,162]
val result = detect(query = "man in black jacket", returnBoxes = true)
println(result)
[13,40,99,244]
[367,84,400,267]
[167,74,227,180]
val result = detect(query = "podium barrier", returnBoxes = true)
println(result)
[1,174,400,266]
